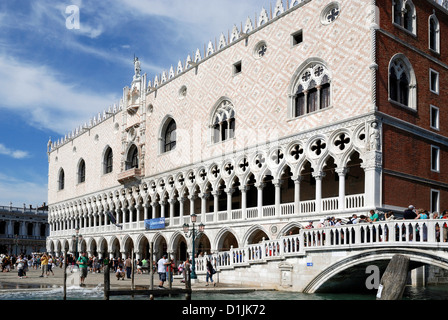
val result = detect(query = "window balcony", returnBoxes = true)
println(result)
[117,168,142,184]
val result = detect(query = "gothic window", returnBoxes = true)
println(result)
[393,0,416,34]
[389,55,416,109]
[393,1,402,25]
[58,169,65,191]
[321,2,340,25]
[104,147,113,174]
[78,159,86,184]
[163,119,177,153]
[126,144,139,170]
[292,62,331,118]
[211,100,236,143]
[429,15,440,53]
[254,41,267,59]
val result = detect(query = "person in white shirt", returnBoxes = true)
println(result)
[157,255,169,288]
[16,255,27,279]
[116,266,125,280]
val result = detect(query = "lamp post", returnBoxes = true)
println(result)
[72,227,83,259]
[183,213,205,280]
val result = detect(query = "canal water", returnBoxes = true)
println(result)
[0,284,447,300]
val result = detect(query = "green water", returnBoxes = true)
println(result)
[0,284,447,300]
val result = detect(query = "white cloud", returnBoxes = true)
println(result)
[0,173,48,206]
[0,54,119,135]
[119,0,270,41]
[0,144,30,159]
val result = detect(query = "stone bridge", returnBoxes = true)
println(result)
[195,220,448,293]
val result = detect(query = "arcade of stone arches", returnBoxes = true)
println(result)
[48,121,380,263]
[47,222,304,261]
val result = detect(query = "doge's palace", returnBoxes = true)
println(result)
[46,0,448,269]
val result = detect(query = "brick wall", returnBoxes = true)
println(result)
[377,0,448,210]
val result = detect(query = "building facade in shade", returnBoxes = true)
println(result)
[46,0,447,265]
[0,204,49,255]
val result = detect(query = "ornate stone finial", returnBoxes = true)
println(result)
[134,56,141,77]
[442,0,448,9]
[47,137,52,154]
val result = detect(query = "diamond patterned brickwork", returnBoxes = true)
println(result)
[144,0,373,176]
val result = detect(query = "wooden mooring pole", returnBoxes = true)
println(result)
[104,262,110,301]
[103,244,192,300]
[185,262,191,301]
[376,255,410,300]
[63,253,67,300]
[150,242,154,300]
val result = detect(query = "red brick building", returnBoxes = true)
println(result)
[377,0,448,212]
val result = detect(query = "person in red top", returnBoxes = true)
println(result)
[305,221,314,229]
[441,210,448,242]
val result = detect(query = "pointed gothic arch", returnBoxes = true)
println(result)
[288,58,332,119]
[388,53,417,110]
[209,98,236,144]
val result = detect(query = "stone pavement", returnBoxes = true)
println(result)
[0,266,265,294]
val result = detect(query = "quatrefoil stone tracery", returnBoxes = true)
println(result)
[271,149,284,165]
[311,139,327,156]
[239,158,249,172]
[224,163,234,175]
[254,155,265,169]
[334,133,351,151]
[290,145,304,161]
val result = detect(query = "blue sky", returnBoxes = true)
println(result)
[0,0,274,207]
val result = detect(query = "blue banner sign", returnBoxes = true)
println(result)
[145,218,166,230]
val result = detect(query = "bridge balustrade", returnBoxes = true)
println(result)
[302,220,447,249]
[194,221,447,274]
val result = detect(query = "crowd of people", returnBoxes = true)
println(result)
[2,206,446,280]
[301,206,448,243]
[301,206,448,229]
[1,253,63,278]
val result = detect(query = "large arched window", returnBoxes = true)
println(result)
[429,14,440,53]
[291,62,331,118]
[161,118,177,153]
[126,145,139,170]
[104,147,113,174]
[389,54,417,109]
[58,169,65,191]
[393,0,416,34]
[78,159,86,184]
[211,100,236,143]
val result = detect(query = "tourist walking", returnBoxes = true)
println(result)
[157,254,169,288]
[39,253,49,277]
[205,260,216,287]
[76,252,88,287]
[47,255,54,276]
[16,255,27,279]
[125,256,132,279]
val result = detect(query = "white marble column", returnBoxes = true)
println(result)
[274,179,282,217]
[313,172,325,214]
[179,198,185,225]
[293,176,302,215]
[212,191,220,223]
[336,168,347,212]
[256,183,265,219]
[226,188,234,220]
[240,186,247,220]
